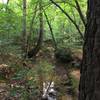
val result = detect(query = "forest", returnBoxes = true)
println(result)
[0,0,100,100]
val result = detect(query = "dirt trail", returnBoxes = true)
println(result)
[54,62,74,100]
[0,52,80,100]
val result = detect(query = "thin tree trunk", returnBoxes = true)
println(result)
[79,0,100,100]
[22,0,27,52]
[7,0,9,4]
[43,10,57,49]
[27,4,38,51]
[27,0,43,58]
[29,4,37,39]
[75,0,86,26]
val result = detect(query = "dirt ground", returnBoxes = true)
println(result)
[0,49,81,100]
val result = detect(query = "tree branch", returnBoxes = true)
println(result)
[43,9,57,49]
[49,0,84,40]
[75,0,86,26]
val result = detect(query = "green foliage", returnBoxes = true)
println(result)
[9,60,54,99]
[55,47,73,63]
[27,60,54,81]
[0,0,86,49]
[0,0,86,98]
[10,86,30,100]
[12,68,29,80]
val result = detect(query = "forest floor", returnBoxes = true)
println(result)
[0,47,82,100]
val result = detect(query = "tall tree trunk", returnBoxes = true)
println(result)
[22,0,27,52]
[27,4,38,51]
[27,0,43,58]
[34,0,43,55]
[79,0,100,100]
[43,10,57,49]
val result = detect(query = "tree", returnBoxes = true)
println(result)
[74,0,86,26]
[27,0,44,58]
[43,9,57,49]
[22,0,27,52]
[49,0,84,40]
[79,0,100,100]
[27,3,38,50]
